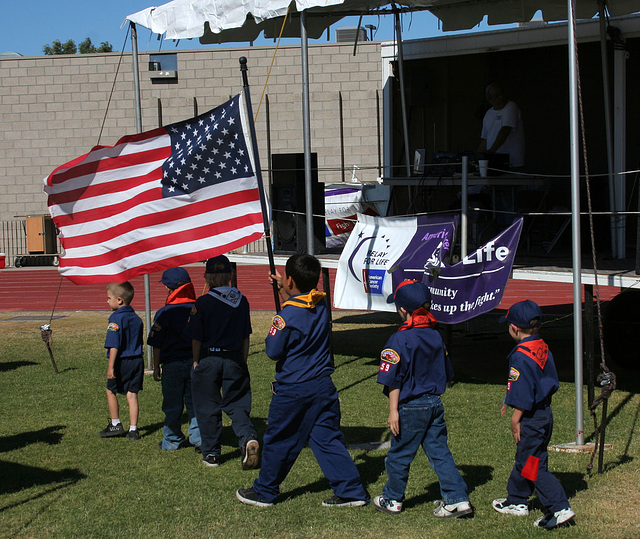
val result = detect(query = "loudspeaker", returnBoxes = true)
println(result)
[271,153,325,254]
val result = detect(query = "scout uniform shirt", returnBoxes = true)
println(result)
[265,290,332,384]
[147,282,196,363]
[105,305,144,359]
[504,334,559,411]
[377,308,453,403]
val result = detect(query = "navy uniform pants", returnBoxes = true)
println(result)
[507,406,569,513]
[252,375,368,503]
[191,353,255,456]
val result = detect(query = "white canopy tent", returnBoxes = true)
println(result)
[126,0,640,447]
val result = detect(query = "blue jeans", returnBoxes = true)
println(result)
[383,394,468,504]
[160,362,201,450]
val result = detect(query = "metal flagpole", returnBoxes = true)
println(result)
[567,0,585,446]
[300,10,314,255]
[130,22,153,369]
[240,57,281,312]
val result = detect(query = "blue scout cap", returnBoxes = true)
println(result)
[205,255,232,274]
[160,267,191,289]
[388,279,432,312]
[499,299,542,328]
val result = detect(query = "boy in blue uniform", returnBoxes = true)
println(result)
[188,255,259,469]
[148,267,201,451]
[100,281,144,440]
[236,254,368,508]
[492,299,575,529]
[373,280,472,518]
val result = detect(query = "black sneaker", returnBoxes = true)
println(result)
[236,487,273,507]
[241,437,260,470]
[322,495,368,507]
[203,454,220,467]
[99,420,125,438]
[126,429,141,440]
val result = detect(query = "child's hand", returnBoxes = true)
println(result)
[268,270,283,290]
[511,419,521,443]
[153,367,161,382]
[388,409,400,437]
[107,367,116,379]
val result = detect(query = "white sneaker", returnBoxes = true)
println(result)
[492,498,529,516]
[373,495,402,514]
[534,507,575,529]
[433,500,473,518]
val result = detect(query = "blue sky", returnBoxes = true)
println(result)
[0,0,519,57]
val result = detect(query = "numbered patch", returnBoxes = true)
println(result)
[272,315,286,331]
[107,322,119,332]
[379,362,391,373]
[380,348,400,365]
[151,322,162,332]
[508,367,520,381]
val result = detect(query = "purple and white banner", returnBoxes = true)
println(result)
[333,213,458,312]
[334,214,523,324]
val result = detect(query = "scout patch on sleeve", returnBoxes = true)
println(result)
[107,322,120,332]
[190,306,197,316]
[272,315,286,331]
[151,322,162,332]
[508,367,520,381]
[380,348,400,365]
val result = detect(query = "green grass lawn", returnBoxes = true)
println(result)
[1,310,639,538]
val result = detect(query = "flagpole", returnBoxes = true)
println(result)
[239,57,281,312]
[130,22,153,369]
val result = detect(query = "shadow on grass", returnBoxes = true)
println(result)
[0,426,65,453]
[0,360,39,372]
[0,460,86,499]
[403,464,493,510]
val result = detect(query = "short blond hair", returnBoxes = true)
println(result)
[106,281,134,305]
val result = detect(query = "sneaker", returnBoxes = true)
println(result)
[373,495,402,514]
[534,507,575,529]
[433,500,473,518]
[203,454,220,467]
[99,420,125,438]
[236,488,273,507]
[492,498,529,516]
[322,495,368,507]
[241,437,260,470]
[126,429,141,440]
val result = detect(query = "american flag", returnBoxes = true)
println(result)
[44,94,266,285]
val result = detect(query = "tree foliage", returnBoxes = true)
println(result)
[43,38,114,55]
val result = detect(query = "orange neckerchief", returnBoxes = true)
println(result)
[398,307,438,331]
[516,338,549,369]
[282,289,326,309]
[166,282,196,305]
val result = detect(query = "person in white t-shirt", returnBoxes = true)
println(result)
[479,83,525,169]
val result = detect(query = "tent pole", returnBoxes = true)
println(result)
[567,0,585,446]
[300,11,315,255]
[598,3,618,258]
[393,7,411,177]
[130,22,153,370]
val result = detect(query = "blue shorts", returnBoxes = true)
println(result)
[107,356,144,395]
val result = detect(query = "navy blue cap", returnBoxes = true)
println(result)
[160,267,191,289]
[499,299,542,328]
[205,255,232,274]
[387,280,432,312]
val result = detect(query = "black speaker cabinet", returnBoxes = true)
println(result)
[271,153,325,254]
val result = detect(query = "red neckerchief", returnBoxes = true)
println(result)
[516,338,549,369]
[282,289,326,309]
[398,307,438,331]
[166,282,196,305]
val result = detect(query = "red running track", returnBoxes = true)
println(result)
[0,264,623,313]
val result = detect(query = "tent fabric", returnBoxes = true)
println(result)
[126,0,640,39]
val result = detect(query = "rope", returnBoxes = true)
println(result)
[254,6,290,122]
[570,0,616,473]
[97,25,131,146]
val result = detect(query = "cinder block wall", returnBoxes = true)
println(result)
[0,42,382,222]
